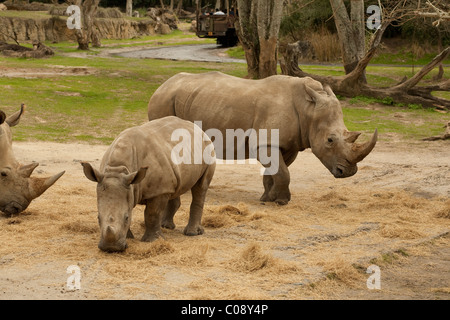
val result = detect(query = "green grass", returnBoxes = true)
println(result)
[0,10,50,20]
[371,52,450,66]
[342,102,449,141]
[0,50,247,144]
[226,46,245,60]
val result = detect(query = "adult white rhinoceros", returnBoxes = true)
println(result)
[147,72,377,205]
[0,105,65,215]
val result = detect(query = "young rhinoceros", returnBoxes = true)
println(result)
[82,116,216,252]
[0,105,65,215]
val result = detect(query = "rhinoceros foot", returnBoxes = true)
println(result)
[260,188,291,206]
[141,230,164,243]
[161,220,176,230]
[183,225,204,237]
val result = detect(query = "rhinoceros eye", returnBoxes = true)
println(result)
[327,137,334,143]
[1,172,7,177]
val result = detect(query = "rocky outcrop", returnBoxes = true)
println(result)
[0,5,178,43]
[0,15,158,43]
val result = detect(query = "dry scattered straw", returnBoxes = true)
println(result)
[434,200,450,219]
[0,176,448,299]
[319,258,364,286]
[379,224,425,239]
[202,202,262,228]
[231,243,300,274]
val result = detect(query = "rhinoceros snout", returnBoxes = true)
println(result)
[332,165,357,179]
[98,240,128,252]
[1,202,25,216]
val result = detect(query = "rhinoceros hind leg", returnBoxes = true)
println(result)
[184,165,214,236]
[260,175,274,202]
[161,197,181,230]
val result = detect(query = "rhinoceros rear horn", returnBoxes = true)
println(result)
[28,171,65,200]
[349,129,378,164]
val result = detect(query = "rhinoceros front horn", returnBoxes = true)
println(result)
[348,129,378,164]
[28,171,65,200]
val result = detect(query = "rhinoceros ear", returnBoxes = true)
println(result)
[0,111,6,125]
[344,131,361,143]
[6,104,26,127]
[324,85,337,99]
[124,167,148,186]
[305,85,323,103]
[18,162,40,178]
[81,162,104,183]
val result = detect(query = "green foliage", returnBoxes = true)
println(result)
[280,0,334,41]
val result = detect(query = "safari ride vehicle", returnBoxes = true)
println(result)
[195,1,239,47]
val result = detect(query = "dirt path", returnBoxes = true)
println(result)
[116,44,245,63]
[0,139,448,300]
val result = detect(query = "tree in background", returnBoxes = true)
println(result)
[281,0,449,108]
[68,0,101,50]
[236,0,284,79]
[126,0,132,16]
[329,0,366,82]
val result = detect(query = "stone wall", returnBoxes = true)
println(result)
[0,15,159,43]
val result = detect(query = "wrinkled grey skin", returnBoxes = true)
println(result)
[0,105,65,215]
[82,116,216,252]
[148,72,377,205]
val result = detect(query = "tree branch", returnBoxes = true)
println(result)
[394,46,450,90]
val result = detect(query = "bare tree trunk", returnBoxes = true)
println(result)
[257,0,283,78]
[330,0,366,82]
[126,0,133,16]
[75,0,101,50]
[236,0,259,78]
[236,0,283,79]
[176,0,183,14]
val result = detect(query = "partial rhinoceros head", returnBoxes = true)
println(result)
[0,105,65,215]
[305,85,378,178]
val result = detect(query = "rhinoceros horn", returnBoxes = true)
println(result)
[348,129,378,164]
[105,226,116,242]
[28,170,66,200]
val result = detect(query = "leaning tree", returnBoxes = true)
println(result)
[281,0,450,108]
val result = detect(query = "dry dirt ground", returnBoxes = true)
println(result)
[0,138,449,300]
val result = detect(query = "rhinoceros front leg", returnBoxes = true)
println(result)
[142,195,169,242]
[259,148,291,205]
[161,197,181,230]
